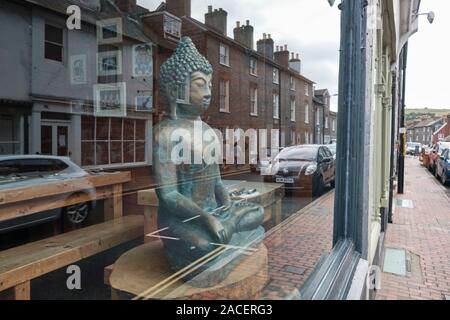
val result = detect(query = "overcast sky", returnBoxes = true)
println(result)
[137,0,449,111]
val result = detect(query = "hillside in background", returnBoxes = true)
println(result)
[405,108,450,121]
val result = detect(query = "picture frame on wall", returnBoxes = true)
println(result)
[93,83,127,117]
[135,95,153,112]
[97,50,122,77]
[70,54,87,85]
[96,17,123,44]
[132,43,153,78]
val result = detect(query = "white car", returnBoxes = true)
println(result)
[0,155,96,234]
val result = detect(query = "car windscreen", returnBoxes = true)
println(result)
[0,159,70,177]
[327,145,336,154]
[276,147,318,162]
[439,143,450,154]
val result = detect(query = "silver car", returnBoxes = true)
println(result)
[0,155,96,234]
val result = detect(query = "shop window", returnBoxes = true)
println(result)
[0,115,21,155]
[81,116,146,167]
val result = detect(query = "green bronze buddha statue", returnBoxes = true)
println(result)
[153,37,265,287]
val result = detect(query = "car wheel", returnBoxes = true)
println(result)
[313,175,324,198]
[65,202,90,224]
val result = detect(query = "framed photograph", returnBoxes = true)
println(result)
[97,50,122,76]
[70,54,87,85]
[93,83,127,117]
[97,18,123,44]
[135,95,153,112]
[132,43,153,78]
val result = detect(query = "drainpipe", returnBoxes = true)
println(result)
[387,72,397,228]
[397,43,408,194]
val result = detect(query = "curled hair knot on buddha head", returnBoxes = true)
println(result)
[159,37,213,116]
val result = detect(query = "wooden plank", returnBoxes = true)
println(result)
[0,215,144,292]
[13,282,30,300]
[143,206,158,243]
[137,189,159,206]
[104,184,123,221]
[0,172,131,206]
[0,186,114,223]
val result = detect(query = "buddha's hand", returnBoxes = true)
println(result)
[205,215,229,245]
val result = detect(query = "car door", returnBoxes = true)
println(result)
[438,149,449,176]
[318,147,330,181]
[324,147,335,181]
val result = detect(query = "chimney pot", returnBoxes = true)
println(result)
[291,52,295,59]
[296,53,299,59]
[284,44,288,51]
[208,5,212,13]
[263,33,267,39]
[246,20,250,26]
[268,34,271,39]
[236,21,240,28]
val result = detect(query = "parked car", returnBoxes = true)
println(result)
[250,147,283,174]
[428,142,450,174]
[435,148,450,186]
[406,142,422,155]
[327,144,337,160]
[264,145,336,197]
[0,155,96,234]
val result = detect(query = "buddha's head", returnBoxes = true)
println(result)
[159,37,213,119]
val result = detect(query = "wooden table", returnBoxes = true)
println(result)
[0,171,131,224]
[0,171,140,300]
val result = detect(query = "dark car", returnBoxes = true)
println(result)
[0,155,96,234]
[264,145,336,197]
[435,148,450,186]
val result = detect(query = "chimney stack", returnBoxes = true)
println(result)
[234,19,254,49]
[115,0,136,12]
[274,44,289,67]
[205,6,228,36]
[289,52,302,74]
[257,33,274,59]
[166,0,191,17]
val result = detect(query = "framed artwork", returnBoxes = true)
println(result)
[135,95,153,112]
[97,50,122,76]
[132,43,153,78]
[93,83,127,117]
[70,54,87,85]
[96,18,123,44]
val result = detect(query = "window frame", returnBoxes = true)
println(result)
[249,57,258,76]
[273,68,279,85]
[219,43,230,66]
[250,86,258,116]
[290,98,296,122]
[273,93,280,119]
[44,23,64,63]
[219,79,230,113]
[305,104,310,124]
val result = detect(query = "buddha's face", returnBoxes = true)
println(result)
[177,71,212,117]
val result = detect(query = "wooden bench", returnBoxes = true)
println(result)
[0,215,144,300]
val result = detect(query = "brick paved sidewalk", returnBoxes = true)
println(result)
[376,157,450,300]
[261,192,334,299]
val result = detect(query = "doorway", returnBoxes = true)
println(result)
[41,121,70,157]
